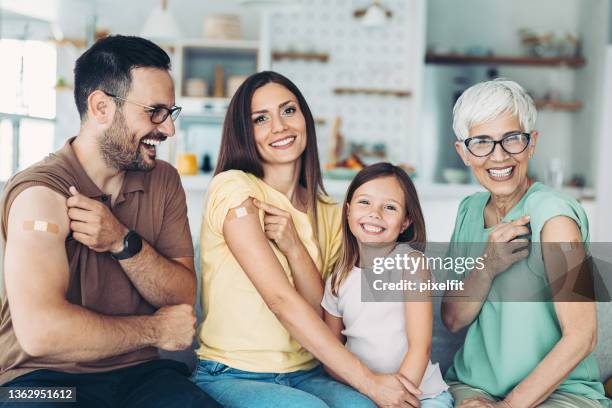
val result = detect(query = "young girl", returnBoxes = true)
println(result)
[322,162,454,408]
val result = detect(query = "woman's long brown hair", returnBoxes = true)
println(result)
[331,162,426,295]
[215,71,326,226]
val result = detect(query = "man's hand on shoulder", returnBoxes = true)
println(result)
[66,186,128,253]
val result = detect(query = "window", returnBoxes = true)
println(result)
[0,39,56,181]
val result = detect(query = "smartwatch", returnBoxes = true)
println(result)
[110,230,143,260]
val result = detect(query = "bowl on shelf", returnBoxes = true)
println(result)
[442,168,469,184]
[323,168,360,180]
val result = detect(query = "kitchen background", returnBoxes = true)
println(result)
[1,0,612,244]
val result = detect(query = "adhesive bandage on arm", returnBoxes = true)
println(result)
[23,220,60,234]
[226,205,257,221]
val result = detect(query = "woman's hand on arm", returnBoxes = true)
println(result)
[224,198,421,407]
[252,198,323,315]
[504,216,597,408]
[442,216,531,332]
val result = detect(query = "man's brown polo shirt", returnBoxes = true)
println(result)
[0,137,194,385]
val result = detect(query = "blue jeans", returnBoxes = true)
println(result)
[192,359,376,408]
[421,390,454,408]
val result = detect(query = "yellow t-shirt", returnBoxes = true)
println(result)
[196,170,342,373]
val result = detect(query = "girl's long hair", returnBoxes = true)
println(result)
[215,70,326,225]
[331,162,426,296]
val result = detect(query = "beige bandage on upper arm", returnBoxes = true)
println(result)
[226,205,257,221]
[23,220,59,234]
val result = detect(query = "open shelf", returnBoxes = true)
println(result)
[425,53,586,67]
[272,51,329,62]
[333,87,412,97]
[534,100,583,112]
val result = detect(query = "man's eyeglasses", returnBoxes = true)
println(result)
[103,91,182,124]
[464,132,531,157]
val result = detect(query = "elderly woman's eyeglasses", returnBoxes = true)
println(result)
[464,132,531,157]
[103,91,182,124]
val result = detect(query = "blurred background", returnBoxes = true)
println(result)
[1,0,612,242]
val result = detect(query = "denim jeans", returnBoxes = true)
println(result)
[0,359,219,408]
[420,390,454,408]
[192,359,377,408]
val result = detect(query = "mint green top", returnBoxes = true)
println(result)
[445,182,609,405]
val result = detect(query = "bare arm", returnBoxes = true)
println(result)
[323,311,348,383]
[253,199,323,314]
[442,216,530,332]
[117,244,196,307]
[67,186,196,307]
[223,198,421,408]
[5,187,195,361]
[504,216,597,408]
[398,254,432,389]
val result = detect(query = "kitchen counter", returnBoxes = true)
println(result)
[180,174,596,242]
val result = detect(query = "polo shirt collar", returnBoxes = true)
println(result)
[56,136,147,200]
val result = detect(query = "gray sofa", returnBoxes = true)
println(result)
[162,241,612,385]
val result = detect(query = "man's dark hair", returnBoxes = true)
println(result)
[73,35,171,119]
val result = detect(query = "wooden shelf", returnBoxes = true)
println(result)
[333,88,412,97]
[425,53,586,67]
[534,100,583,112]
[272,52,329,62]
[55,85,74,92]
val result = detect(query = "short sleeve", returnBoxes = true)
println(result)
[321,202,343,280]
[525,191,589,242]
[155,165,194,258]
[321,276,342,317]
[204,170,263,235]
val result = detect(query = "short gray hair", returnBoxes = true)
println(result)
[452,78,537,141]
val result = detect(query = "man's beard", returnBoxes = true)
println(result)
[99,110,157,171]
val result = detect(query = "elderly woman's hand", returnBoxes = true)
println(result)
[482,215,531,279]
[253,198,304,258]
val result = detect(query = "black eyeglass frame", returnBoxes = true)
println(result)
[102,91,182,124]
[463,132,532,157]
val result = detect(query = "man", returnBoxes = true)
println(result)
[0,35,219,407]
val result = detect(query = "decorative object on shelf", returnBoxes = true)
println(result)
[271,51,329,62]
[334,87,411,97]
[204,15,242,40]
[201,154,213,173]
[425,53,585,67]
[55,77,73,91]
[184,78,208,97]
[354,0,392,27]
[546,158,564,189]
[140,0,183,42]
[226,75,248,98]
[177,153,198,176]
[518,28,580,58]
[326,117,345,169]
[442,168,469,184]
[214,65,225,98]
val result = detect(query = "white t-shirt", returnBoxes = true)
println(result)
[322,259,449,399]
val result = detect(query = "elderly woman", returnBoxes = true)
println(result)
[441,79,610,408]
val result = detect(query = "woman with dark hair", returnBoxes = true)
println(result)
[192,71,420,407]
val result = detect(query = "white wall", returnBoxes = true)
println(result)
[268,0,426,167]
[427,0,580,55]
